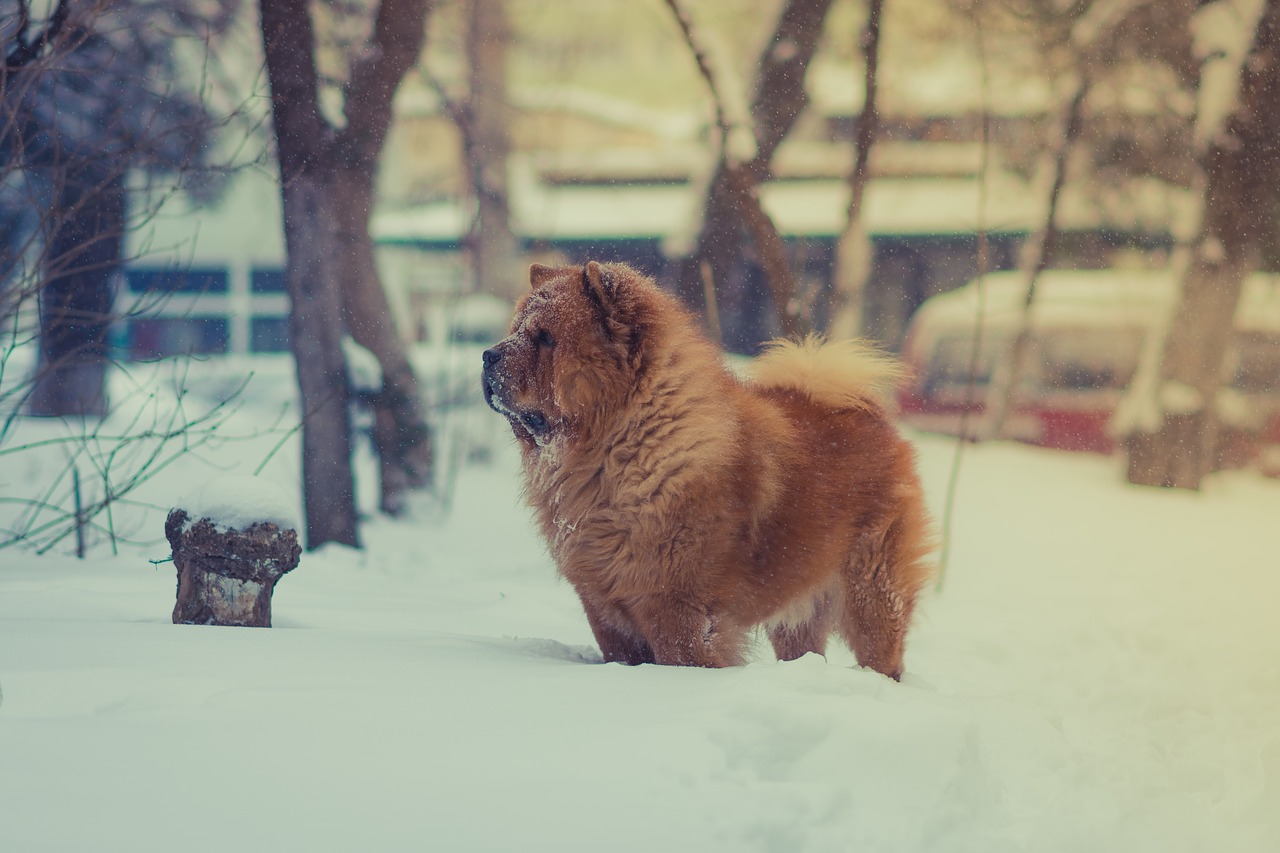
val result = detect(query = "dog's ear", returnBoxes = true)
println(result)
[529,263,558,290]
[583,261,614,308]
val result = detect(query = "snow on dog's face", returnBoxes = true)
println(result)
[482,261,646,448]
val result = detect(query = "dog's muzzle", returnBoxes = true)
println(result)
[481,347,551,440]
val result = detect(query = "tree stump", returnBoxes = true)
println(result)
[166,509,301,627]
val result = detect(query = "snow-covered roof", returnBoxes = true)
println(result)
[372,172,1197,245]
[761,174,1196,238]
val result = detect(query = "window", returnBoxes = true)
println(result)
[127,318,229,359]
[126,268,228,295]
[251,317,290,353]
[251,269,287,293]
[923,333,1006,395]
[1037,330,1142,391]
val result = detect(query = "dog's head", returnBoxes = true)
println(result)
[482,261,654,447]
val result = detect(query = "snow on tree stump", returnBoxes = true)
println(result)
[166,475,301,628]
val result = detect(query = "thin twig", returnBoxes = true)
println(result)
[937,4,994,591]
[660,0,731,156]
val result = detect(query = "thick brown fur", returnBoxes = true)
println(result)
[481,261,934,679]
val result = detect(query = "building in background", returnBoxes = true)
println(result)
[117,0,1192,359]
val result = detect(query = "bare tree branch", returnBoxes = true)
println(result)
[846,0,882,243]
[747,0,835,177]
[827,0,884,340]
[337,0,432,169]
[660,0,731,155]
[981,74,1090,440]
[417,63,469,135]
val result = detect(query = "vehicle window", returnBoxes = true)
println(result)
[922,334,1005,395]
[1038,330,1142,391]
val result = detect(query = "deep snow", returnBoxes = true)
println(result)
[1,354,1278,852]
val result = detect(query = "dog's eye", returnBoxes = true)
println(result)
[535,329,555,349]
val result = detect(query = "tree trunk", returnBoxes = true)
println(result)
[669,0,834,347]
[333,165,432,516]
[28,169,123,418]
[827,0,882,341]
[467,0,520,301]
[260,0,432,541]
[673,163,740,328]
[724,164,808,339]
[332,0,434,516]
[1126,0,1280,489]
[261,0,359,548]
[747,0,837,171]
[280,169,361,547]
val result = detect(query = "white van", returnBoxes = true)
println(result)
[896,269,1280,464]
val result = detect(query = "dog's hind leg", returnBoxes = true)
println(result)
[767,594,833,661]
[838,517,931,681]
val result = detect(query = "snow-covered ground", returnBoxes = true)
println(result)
[1,354,1277,852]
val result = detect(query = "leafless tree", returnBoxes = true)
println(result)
[978,0,1103,440]
[422,0,521,301]
[960,1,1278,482]
[2,0,237,417]
[665,0,835,348]
[258,0,436,546]
[948,1,1206,443]
[1124,0,1280,488]
[0,2,292,558]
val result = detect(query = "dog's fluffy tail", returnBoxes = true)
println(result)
[750,334,906,410]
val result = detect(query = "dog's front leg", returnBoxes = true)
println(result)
[577,593,654,665]
[637,597,744,668]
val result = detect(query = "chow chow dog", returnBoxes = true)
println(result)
[482,261,933,679]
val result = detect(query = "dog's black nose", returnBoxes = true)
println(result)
[482,348,502,369]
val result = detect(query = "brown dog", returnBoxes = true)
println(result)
[482,261,933,679]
